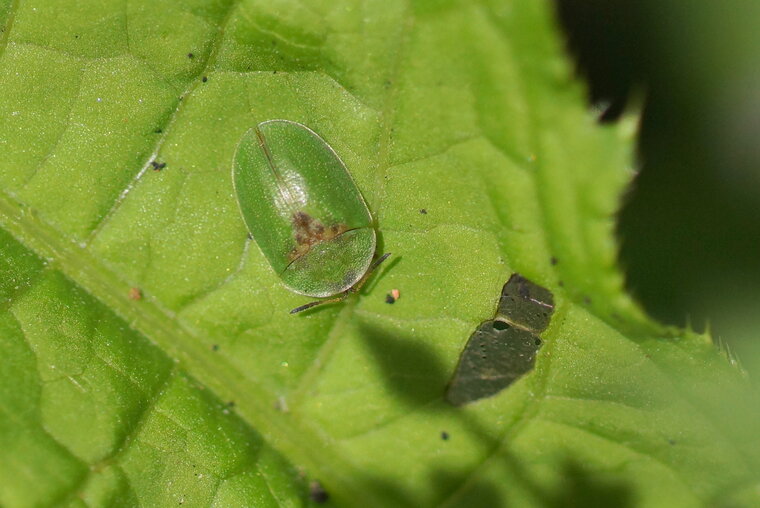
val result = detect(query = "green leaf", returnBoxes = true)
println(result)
[1,0,758,506]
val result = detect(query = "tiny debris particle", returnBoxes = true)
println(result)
[441,431,450,441]
[227,401,236,408]
[201,76,207,82]
[187,52,194,58]
[150,160,166,171]
[420,208,427,214]
[385,289,400,304]
[550,256,558,265]
[128,287,142,301]
[211,344,220,352]
[154,128,162,134]
[309,481,329,504]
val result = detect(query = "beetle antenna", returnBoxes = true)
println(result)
[358,252,392,291]
[369,252,392,271]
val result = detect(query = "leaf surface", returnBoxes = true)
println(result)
[1,0,758,506]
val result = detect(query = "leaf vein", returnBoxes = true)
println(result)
[85,0,245,246]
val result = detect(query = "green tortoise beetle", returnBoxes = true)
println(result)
[232,119,390,314]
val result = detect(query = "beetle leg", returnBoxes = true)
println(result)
[289,292,350,314]
[289,253,392,315]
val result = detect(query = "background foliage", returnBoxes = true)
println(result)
[558,0,760,378]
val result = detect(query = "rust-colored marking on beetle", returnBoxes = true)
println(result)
[288,211,348,261]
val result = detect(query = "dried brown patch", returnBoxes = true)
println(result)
[288,211,348,260]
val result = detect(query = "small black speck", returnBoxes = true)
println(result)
[74,34,79,39]
[534,338,542,346]
[211,344,219,352]
[187,52,194,58]
[420,209,427,215]
[309,481,328,504]
[668,439,677,445]
[247,232,253,240]
[550,256,558,265]
[202,76,207,82]
[150,161,166,171]
[154,128,163,134]
[441,431,449,441]
[273,70,277,74]
[583,296,591,305]
[227,401,236,408]
[385,293,396,304]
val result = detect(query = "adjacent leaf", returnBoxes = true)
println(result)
[446,274,554,406]
[1,0,759,506]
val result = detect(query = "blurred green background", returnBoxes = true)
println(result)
[556,1,760,377]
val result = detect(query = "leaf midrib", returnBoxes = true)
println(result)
[0,189,384,507]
